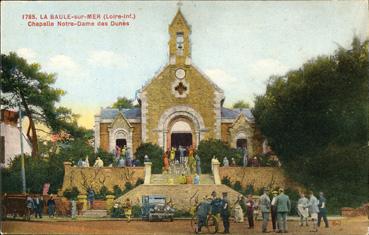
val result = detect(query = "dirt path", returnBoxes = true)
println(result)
[2,217,368,235]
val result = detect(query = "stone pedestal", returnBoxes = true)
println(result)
[212,161,221,185]
[144,162,152,185]
[105,195,115,211]
[77,194,88,211]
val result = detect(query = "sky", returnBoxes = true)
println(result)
[1,1,368,129]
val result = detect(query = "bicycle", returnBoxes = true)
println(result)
[191,213,219,234]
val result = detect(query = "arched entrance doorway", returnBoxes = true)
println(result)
[157,105,207,150]
[168,118,194,149]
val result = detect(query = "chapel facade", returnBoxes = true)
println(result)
[94,10,264,157]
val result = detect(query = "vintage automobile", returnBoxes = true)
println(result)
[141,195,174,222]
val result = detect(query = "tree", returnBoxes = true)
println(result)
[134,143,163,174]
[232,100,251,109]
[253,37,369,212]
[1,53,65,156]
[197,139,242,173]
[112,97,134,109]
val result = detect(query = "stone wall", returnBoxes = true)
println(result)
[221,123,232,143]
[115,184,243,211]
[143,65,217,145]
[219,167,300,190]
[61,162,145,194]
[100,123,110,152]
[131,123,142,154]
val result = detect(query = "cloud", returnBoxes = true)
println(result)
[248,59,289,80]
[45,54,80,73]
[46,54,79,71]
[16,48,37,63]
[87,50,127,68]
[204,68,238,86]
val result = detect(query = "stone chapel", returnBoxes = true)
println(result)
[94,9,264,157]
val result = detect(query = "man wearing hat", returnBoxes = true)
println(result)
[220,192,231,234]
[270,190,279,231]
[275,188,291,233]
[259,187,271,233]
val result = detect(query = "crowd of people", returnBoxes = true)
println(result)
[194,188,329,234]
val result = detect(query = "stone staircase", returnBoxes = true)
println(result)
[150,174,214,185]
[81,209,108,218]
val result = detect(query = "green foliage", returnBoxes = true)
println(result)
[197,139,242,173]
[134,143,163,174]
[232,100,251,109]
[95,149,115,166]
[132,204,141,218]
[284,188,300,216]
[112,97,134,109]
[63,187,80,200]
[113,185,124,198]
[110,206,124,218]
[233,181,243,193]
[0,53,89,156]
[174,209,191,217]
[253,37,369,212]
[135,178,144,187]
[244,184,255,195]
[123,182,133,194]
[221,176,232,187]
[95,186,113,199]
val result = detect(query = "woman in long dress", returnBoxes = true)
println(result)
[234,195,244,223]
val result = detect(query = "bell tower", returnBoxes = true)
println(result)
[168,9,191,65]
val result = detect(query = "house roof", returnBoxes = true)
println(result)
[100,107,253,122]
[100,108,141,120]
[221,107,254,122]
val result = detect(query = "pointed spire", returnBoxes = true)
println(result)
[168,7,191,64]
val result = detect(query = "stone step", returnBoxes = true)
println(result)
[150,174,214,185]
[81,209,108,218]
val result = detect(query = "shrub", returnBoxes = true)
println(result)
[221,176,231,187]
[113,185,123,198]
[123,182,133,194]
[63,187,80,200]
[132,204,141,218]
[134,143,163,174]
[197,139,241,173]
[233,181,243,193]
[135,178,144,187]
[95,149,115,166]
[244,184,254,195]
[95,185,113,199]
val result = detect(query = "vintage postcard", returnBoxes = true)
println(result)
[1,1,368,234]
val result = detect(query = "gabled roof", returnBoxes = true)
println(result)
[221,107,254,122]
[100,108,141,120]
[110,111,132,128]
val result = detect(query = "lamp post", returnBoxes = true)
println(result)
[18,100,26,194]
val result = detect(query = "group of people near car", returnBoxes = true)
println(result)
[195,188,329,234]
